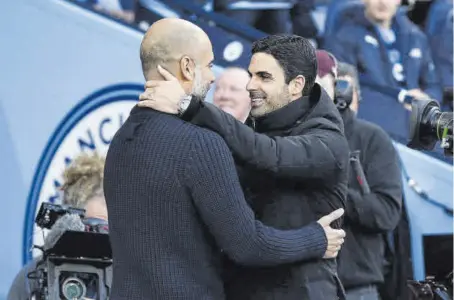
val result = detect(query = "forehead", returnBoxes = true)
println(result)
[217,69,249,86]
[365,0,399,6]
[196,39,215,64]
[248,52,284,75]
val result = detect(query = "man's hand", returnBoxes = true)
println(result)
[407,89,430,101]
[317,208,346,259]
[403,89,431,111]
[137,65,186,114]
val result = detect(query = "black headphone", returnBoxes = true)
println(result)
[334,78,354,110]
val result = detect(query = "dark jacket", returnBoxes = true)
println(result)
[104,107,328,300]
[337,108,402,289]
[184,83,350,300]
[7,259,39,300]
[324,11,442,142]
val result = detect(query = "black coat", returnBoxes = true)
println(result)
[337,108,402,289]
[184,83,350,300]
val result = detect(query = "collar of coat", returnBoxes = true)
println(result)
[249,83,325,133]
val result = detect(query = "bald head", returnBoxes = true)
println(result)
[140,18,212,80]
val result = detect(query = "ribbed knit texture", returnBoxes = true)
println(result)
[104,106,327,300]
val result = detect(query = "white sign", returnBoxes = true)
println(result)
[24,84,140,259]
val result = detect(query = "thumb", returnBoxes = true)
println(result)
[317,208,344,227]
[158,65,176,81]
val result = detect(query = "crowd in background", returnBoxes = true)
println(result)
[71,0,453,162]
[6,1,453,297]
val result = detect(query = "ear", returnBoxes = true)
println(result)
[179,56,195,81]
[289,75,306,96]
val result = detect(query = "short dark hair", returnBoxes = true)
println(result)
[251,35,317,96]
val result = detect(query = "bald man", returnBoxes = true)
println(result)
[104,18,345,300]
[213,67,251,123]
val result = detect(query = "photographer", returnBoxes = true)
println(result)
[316,58,403,300]
[7,153,107,300]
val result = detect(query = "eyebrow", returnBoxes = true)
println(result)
[249,70,273,78]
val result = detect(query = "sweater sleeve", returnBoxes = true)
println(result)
[185,130,327,266]
[7,259,39,300]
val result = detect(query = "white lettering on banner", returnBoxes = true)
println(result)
[24,84,140,262]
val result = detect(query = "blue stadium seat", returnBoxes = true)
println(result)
[426,0,453,92]
[324,0,408,37]
[425,0,453,35]
[324,0,362,37]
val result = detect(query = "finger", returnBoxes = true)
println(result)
[329,238,344,247]
[158,65,177,81]
[333,229,346,238]
[139,93,153,101]
[323,250,338,259]
[317,208,344,227]
[145,81,160,88]
[327,242,342,251]
[137,100,155,108]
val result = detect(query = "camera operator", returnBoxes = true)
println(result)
[7,153,107,300]
[316,56,403,300]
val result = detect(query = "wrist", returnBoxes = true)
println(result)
[180,95,203,121]
[178,94,192,116]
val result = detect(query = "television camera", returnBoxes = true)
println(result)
[408,99,453,156]
[28,203,112,300]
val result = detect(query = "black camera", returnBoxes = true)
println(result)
[408,99,453,156]
[29,203,112,300]
[334,78,354,110]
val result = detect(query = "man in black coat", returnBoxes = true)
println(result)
[316,59,402,300]
[105,20,346,300]
[139,34,350,300]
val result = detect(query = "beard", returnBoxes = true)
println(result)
[191,66,211,100]
[250,85,291,118]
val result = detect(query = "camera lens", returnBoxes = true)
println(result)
[62,277,86,300]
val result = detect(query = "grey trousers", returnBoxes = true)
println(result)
[346,285,380,300]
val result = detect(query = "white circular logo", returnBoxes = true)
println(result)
[23,84,141,263]
[223,41,244,62]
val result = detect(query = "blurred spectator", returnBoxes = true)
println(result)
[425,0,453,110]
[290,0,319,39]
[92,0,136,23]
[315,50,338,100]
[7,153,107,300]
[213,67,251,123]
[212,0,293,34]
[324,0,442,142]
[316,59,402,300]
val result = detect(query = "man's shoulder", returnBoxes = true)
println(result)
[395,13,426,39]
[190,126,229,150]
[335,18,368,39]
[355,117,388,135]
[7,258,41,300]
[355,118,395,148]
